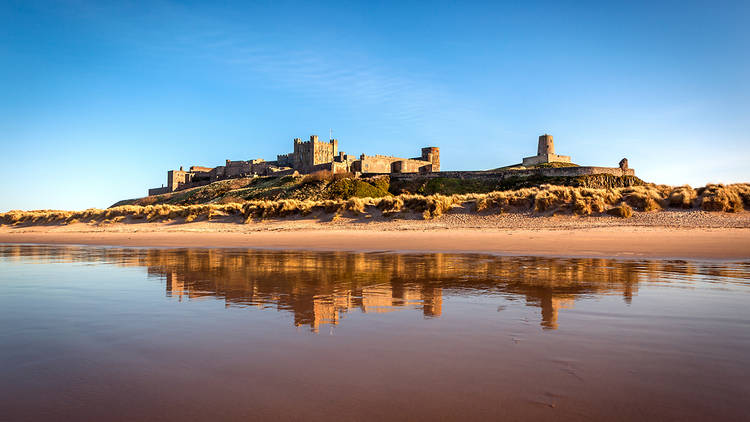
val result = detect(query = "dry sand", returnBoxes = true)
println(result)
[1,210,749,260]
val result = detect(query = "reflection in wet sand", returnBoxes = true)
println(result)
[3,244,750,422]
[3,245,748,331]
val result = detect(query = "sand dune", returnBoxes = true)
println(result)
[1,211,748,260]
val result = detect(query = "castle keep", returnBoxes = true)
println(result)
[149,135,439,195]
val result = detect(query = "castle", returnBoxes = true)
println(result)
[147,133,634,196]
[148,135,439,196]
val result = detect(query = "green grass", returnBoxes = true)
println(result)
[327,178,391,199]
[417,178,498,195]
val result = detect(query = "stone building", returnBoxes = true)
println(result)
[352,147,439,174]
[292,135,338,172]
[148,135,439,195]
[522,134,572,166]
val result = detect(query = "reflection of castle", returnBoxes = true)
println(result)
[149,250,649,331]
[306,285,442,331]
[165,269,442,332]
[5,245,744,331]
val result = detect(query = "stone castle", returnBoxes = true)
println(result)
[148,133,634,196]
[522,134,572,166]
[149,135,439,196]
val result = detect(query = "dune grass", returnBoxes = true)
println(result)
[2,183,748,226]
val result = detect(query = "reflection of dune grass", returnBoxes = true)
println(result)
[2,183,749,226]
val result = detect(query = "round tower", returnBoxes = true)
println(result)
[537,134,554,155]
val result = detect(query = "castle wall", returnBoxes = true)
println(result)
[277,153,294,167]
[224,160,251,177]
[331,161,350,174]
[208,166,225,180]
[148,186,170,196]
[355,155,433,173]
[381,166,635,181]
[522,154,572,167]
[391,159,433,173]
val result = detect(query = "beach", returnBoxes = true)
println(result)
[2,210,749,260]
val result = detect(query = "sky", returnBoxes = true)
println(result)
[0,0,748,211]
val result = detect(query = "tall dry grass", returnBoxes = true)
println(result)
[1,183,747,226]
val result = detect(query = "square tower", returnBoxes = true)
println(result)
[292,135,338,172]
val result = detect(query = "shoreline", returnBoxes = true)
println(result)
[2,224,749,260]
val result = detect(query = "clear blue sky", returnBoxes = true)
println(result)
[1,0,748,211]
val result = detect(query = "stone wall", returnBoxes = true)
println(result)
[522,154,571,167]
[391,159,432,173]
[330,161,350,174]
[276,153,294,167]
[354,155,433,173]
[224,160,251,177]
[148,186,170,196]
[378,166,635,181]
[208,166,225,180]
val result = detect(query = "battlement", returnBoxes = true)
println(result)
[294,135,338,145]
[360,154,403,159]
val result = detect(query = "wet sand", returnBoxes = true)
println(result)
[1,223,748,260]
[2,246,750,421]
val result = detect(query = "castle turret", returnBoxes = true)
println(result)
[330,138,338,156]
[421,147,440,171]
[537,134,554,155]
[523,134,570,167]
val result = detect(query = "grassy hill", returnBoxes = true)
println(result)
[112,172,646,207]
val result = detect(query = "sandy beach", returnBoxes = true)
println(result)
[2,211,749,260]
